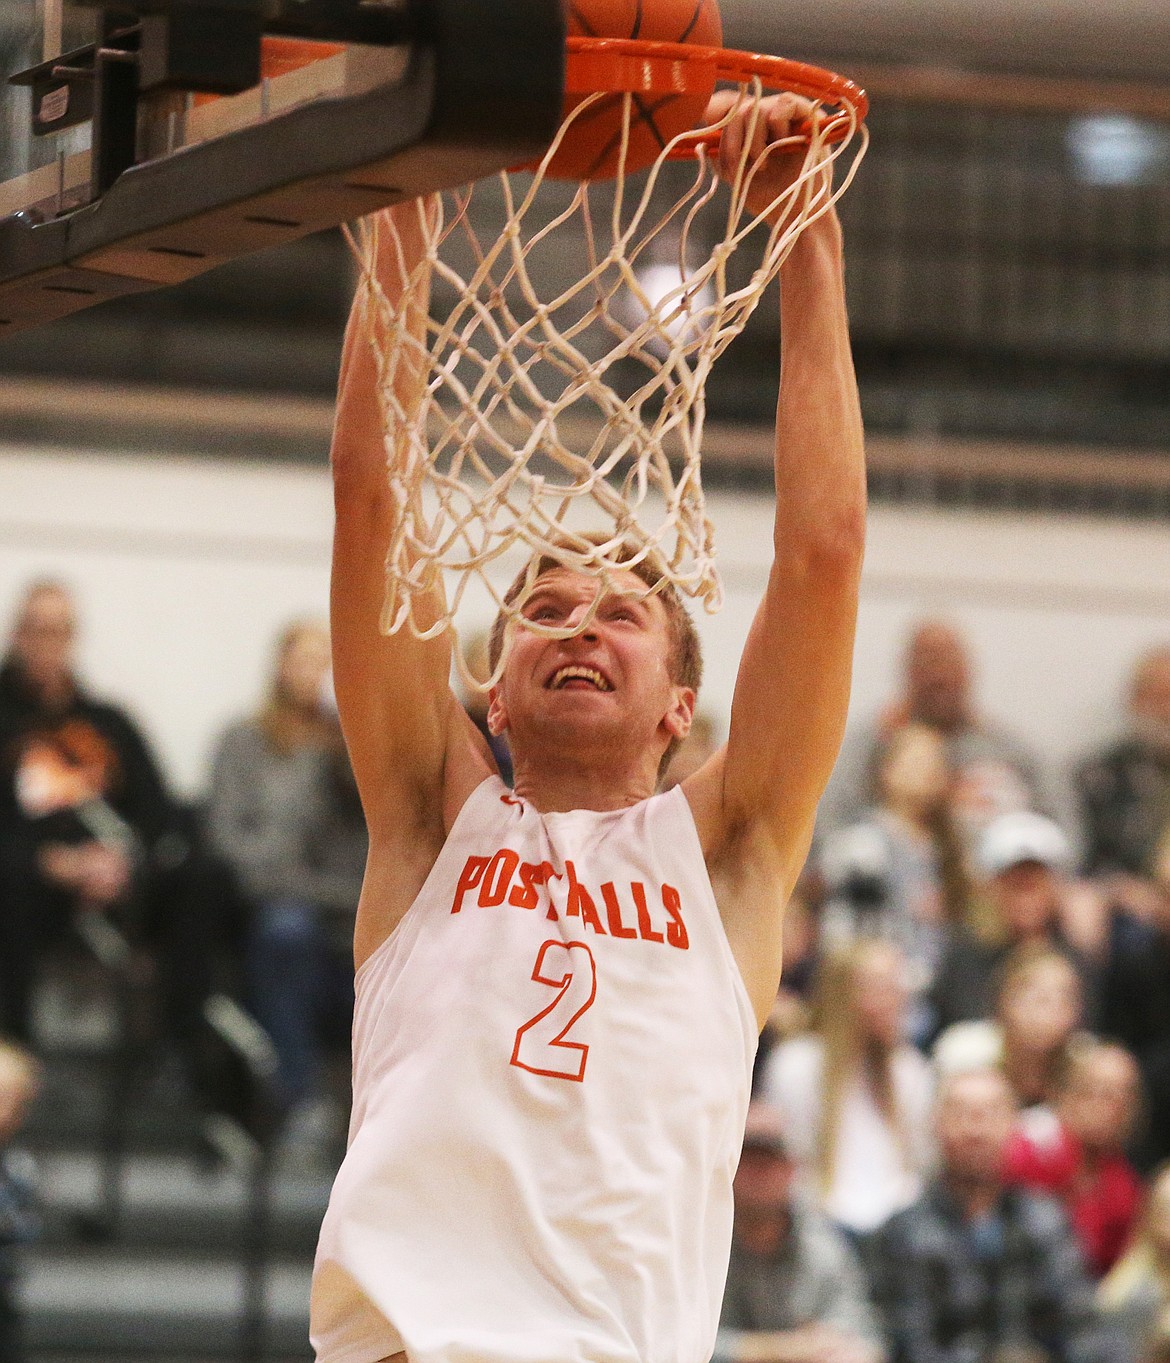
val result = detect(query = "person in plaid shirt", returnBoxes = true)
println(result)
[872,1068,1118,1363]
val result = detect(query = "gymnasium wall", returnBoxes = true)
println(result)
[1,443,1168,816]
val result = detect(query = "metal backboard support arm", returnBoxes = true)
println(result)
[0,0,566,332]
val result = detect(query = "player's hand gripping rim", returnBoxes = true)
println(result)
[706,89,837,227]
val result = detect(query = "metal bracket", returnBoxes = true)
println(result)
[0,0,565,332]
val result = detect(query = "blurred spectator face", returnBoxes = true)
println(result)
[275,623,331,712]
[0,1045,38,1146]
[733,1104,795,1243]
[853,940,909,1048]
[1131,648,1170,757]
[905,622,972,733]
[11,582,77,696]
[991,861,1060,941]
[877,721,950,816]
[937,1069,1017,1186]
[734,1142,795,1218]
[999,953,1081,1055]
[1059,1044,1139,1153]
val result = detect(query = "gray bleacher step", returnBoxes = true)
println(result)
[35,1355,311,1362]
[21,1248,314,1357]
[26,1054,207,1154]
[35,1149,333,1254]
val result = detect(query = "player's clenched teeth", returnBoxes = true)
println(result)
[549,665,613,691]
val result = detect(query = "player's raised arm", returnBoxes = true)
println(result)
[695,97,866,914]
[330,200,488,839]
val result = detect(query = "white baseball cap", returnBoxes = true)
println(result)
[976,810,1071,879]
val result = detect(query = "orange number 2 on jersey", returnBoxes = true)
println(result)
[510,939,597,1082]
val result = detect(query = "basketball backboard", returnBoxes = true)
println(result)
[0,0,565,332]
[0,0,70,192]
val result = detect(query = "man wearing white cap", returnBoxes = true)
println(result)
[977,811,1073,883]
[928,811,1097,1039]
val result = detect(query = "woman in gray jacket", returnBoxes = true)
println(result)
[208,621,363,1139]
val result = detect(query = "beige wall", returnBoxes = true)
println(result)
[1,443,1168,811]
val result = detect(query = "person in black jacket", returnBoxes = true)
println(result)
[0,579,218,1069]
[1076,647,1170,906]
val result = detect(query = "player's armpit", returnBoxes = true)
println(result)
[351,702,496,969]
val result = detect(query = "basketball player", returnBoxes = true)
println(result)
[311,93,866,1363]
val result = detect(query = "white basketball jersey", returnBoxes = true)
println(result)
[311,775,757,1363]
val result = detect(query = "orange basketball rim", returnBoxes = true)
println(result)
[563,35,869,150]
[351,29,871,693]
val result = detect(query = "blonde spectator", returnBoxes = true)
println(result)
[760,938,934,1235]
[933,942,1086,1111]
[1100,1164,1170,1363]
[207,619,352,1142]
[820,722,971,1043]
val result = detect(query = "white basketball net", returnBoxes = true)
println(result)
[350,75,867,690]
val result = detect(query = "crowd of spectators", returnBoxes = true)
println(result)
[1,577,1169,1362]
[740,621,1170,1363]
[0,580,364,1164]
[206,619,365,1151]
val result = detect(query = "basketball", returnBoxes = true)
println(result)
[547,0,724,181]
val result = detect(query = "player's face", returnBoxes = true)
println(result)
[488,567,693,763]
